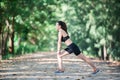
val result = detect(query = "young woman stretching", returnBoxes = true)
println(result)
[55,21,99,74]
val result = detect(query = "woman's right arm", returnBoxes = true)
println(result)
[57,30,62,53]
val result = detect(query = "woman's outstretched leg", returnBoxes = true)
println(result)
[77,53,99,73]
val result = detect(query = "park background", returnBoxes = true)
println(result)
[0,0,120,61]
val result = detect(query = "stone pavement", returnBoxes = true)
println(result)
[0,52,120,80]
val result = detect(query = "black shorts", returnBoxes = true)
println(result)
[64,43,81,56]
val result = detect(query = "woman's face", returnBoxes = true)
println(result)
[56,22,61,31]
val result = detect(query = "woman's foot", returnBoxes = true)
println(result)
[55,69,64,73]
[55,70,64,73]
[92,69,100,74]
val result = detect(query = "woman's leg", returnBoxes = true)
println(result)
[77,53,97,72]
[57,50,69,71]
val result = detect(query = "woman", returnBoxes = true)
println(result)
[55,21,99,74]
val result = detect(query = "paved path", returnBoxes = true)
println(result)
[0,52,120,80]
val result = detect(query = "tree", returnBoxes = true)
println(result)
[56,0,120,60]
[0,0,120,61]
[0,0,59,59]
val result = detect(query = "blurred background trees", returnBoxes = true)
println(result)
[0,0,120,61]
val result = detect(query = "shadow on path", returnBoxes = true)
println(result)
[0,52,120,80]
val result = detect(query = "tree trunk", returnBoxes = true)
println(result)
[2,20,10,56]
[101,45,108,60]
[101,46,104,60]
[103,44,107,60]
[8,17,15,54]
[0,23,2,60]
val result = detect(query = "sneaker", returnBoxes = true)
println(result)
[55,70,64,73]
[92,69,100,74]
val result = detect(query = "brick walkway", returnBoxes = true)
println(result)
[0,52,120,80]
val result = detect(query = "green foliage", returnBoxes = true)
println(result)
[0,0,120,60]
[56,0,120,60]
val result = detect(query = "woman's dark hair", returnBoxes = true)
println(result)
[57,21,68,33]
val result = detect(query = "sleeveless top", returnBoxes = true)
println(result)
[61,35,70,42]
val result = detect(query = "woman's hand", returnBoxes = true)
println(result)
[57,51,61,58]
[57,51,61,54]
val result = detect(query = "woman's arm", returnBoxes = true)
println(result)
[57,30,62,53]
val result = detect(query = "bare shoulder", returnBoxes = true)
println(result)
[60,29,68,36]
[58,29,63,36]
